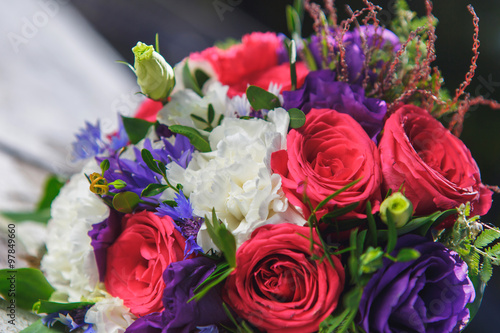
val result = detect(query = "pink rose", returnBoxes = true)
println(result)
[105,211,187,316]
[379,105,492,226]
[224,223,345,333]
[134,98,163,123]
[271,108,382,221]
[190,32,309,97]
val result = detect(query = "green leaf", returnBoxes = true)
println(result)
[33,300,94,314]
[155,33,160,53]
[20,319,63,333]
[36,175,65,212]
[1,209,51,224]
[169,125,211,152]
[121,116,154,144]
[386,210,398,254]
[356,230,368,258]
[467,273,486,324]
[301,42,318,71]
[480,257,493,283]
[475,228,500,248]
[486,243,500,257]
[204,210,237,268]
[366,201,378,249]
[287,39,297,90]
[321,202,359,222]
[469,250,480,276]
[287,108,306,129]
[141,149,163,175]
[0,268,55,310]
[190,266,234,302]
[182,60,203,96]
[112,192,140,213]
[314,178,362,213]
[194,69,210,90]
[100,159,110,174]
[207,104,215,125]
[217,228,237,268]
[246,85,281,110]
[322,218,366,235]
[396,248,420,262]
[286,5,301,38]
[141,183,169,197]
[190,113,208,124]
[319,309,350,333]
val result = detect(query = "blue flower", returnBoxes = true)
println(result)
[157,190,204,257]
[42,306,94,332]
[108,116,129,152]
[156,190,193,221]
[71,121,105,161]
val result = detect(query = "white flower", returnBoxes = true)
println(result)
[41,161,109,302]
[168,108,306,251]
[157,80,228,134]
[85,296,136,333]
[172,57,216,94]
[225,82,284,118]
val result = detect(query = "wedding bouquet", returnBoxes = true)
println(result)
[3,1,500,332]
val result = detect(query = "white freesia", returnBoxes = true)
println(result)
[41,161,108,302]
[85,296,136,333]
[157,80,228,134]
[168,108,306,251]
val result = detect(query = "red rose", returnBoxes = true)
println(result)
[379,105,492,225]
[105,211,187,316]
[224,223,345,333]
[271,108,382,221]
[190,32,309,97]
[134,98,163,122]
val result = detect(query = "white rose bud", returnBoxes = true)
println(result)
[132,42,175,101]
[380,192,413,228]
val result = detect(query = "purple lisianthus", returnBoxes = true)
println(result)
[309,25,400,84]
[359,234,475,333]
[283,69,387,141]
[88,209,124,281]
[99,135,194,201]
[125,256,229,333]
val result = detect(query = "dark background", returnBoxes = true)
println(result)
[71,0,500,331]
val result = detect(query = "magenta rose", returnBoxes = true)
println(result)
[271,108,382,221]
[223,223,345,333]
[379,105,492,226]
[105,211,187,317]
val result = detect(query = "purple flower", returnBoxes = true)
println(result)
[283,69,387,141]
[125,257,229,333]
[88,209,124,281]
[100,136,194,200]
[308,25,400,84]
[359,234,475,333]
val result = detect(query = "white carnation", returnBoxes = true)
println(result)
[85,296,136,333]
[41,161,109,302]
[157,80,228,134]
[168,108,306,251]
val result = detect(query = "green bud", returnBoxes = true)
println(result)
[380,192,413,228]
[132,42,175,100]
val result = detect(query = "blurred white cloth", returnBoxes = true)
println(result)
[0,1,139,331]
[0,0,140,211]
